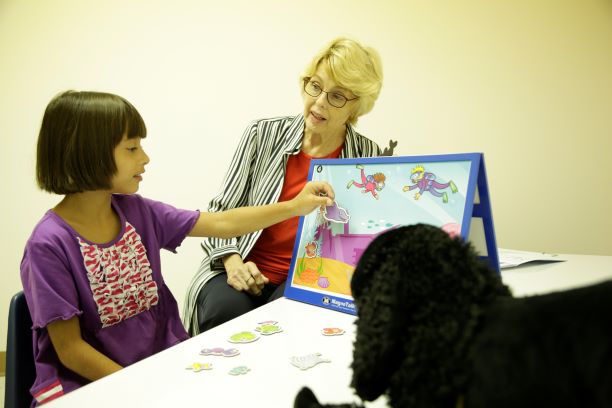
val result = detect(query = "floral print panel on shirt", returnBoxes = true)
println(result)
[78,222,159,327]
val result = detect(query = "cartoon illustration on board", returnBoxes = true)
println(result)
[304,241,318,258]
[346,164,386,200]
[285,154,499,312]
[403,165,458,203]
[295,244,327,289]
[293,200,395,295]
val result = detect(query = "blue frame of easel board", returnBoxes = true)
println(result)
[283,152,499,315]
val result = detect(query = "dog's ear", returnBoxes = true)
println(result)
[294,387,323,408]
[350,229,407,401]
[294,387,361,408]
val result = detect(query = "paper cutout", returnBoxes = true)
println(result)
[323,202,350,224]
[290,353,331,370]
[200,347,240,357]
[228,331,260,343]
[321,327,345,336]
[255,323,282,335]
[257,320,278,325]
[186,362,213,372]
[229,366,251,376]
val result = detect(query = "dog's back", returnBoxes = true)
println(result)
[465,279,612,408]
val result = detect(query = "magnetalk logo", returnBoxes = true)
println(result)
[322,296,356,311]
[330,298,356,311]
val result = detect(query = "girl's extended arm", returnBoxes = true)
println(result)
[47,317,122,380]
[188,181,334,238]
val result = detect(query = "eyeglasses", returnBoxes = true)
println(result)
[303,78,358,108]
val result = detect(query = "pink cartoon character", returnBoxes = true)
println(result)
[347,164,386,200]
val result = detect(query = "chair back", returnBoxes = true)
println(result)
[4,291,35,408]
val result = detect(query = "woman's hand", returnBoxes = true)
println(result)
[223,253,269,295]
[289,181,335,216]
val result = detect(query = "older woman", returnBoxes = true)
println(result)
[183,37,384,335]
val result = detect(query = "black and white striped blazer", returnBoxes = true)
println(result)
[182,113,381,334]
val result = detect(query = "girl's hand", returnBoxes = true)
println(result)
[223,253,268,295]
[290,181,335,216]
[189,181,335,239]
[47,316,122,381]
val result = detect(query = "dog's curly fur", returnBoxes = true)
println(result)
[295,224,612,408]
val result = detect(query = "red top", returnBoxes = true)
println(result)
[245,144,343,285]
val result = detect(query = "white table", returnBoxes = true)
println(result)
[46,254,612,408]
[501,253,612,296]
[46,297,387,407]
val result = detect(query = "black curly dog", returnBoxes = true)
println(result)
[295,224,612,408]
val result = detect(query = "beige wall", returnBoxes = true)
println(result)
[1,0,611,351]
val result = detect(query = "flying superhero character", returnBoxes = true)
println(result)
[347,164,386,200]
[403,165,458,203]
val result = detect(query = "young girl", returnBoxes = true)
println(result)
[21,90,334,406]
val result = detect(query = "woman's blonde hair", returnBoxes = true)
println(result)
[301,37,383,125]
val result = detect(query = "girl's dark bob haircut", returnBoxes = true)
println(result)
[36,90,147,194]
